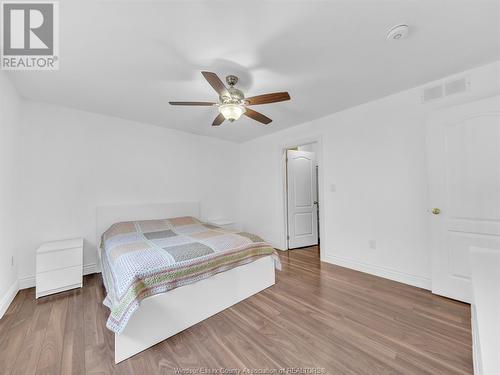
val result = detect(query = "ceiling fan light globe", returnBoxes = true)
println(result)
[219,104,246,121]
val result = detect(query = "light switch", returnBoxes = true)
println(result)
[330,184,336,192]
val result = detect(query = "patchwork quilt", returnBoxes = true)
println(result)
[100,216,281,334]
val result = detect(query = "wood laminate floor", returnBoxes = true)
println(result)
[0,247,473,375]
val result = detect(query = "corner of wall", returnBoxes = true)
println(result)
[0,71,22,319]
[0,279,19,319]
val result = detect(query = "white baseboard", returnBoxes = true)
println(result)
[321,254,431,290]
[0,280,20,319]
[267,239,286,251]
[84,263,98,275]
[18,263,98,290]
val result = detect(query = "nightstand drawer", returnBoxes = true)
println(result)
[36,265,82,298]
[36,246,82,273]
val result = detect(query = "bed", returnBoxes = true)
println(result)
[96,202,280,363]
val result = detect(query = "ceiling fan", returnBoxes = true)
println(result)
[169,71,291,126]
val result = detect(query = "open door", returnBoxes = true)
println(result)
[287,150,318,249]
[427,95,500,303]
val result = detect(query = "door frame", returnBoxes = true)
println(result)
[280,136,325,254]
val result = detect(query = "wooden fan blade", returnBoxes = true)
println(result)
[169,101,215,106]
[244,108,272,124]
[201,72,229,97]
[246,92,290,105]
[212,113,225,126]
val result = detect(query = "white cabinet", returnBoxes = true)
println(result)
[470,246,500,375]
[36,238,83,298]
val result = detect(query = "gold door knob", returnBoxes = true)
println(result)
[431,208,441,215]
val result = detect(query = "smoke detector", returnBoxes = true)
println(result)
[386,24,409,40]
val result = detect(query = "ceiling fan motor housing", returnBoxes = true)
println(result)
[220,76,245,104]
[226,87,245,101]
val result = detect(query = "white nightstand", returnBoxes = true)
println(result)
[36,238,83,298]
[207,219,237,230]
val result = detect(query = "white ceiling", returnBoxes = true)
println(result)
[8,0,500,142]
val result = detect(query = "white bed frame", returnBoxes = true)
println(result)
[96,201,276,363]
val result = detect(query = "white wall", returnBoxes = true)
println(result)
[239,61,500,289]
[0,72,21,316]
[16,101,240,283]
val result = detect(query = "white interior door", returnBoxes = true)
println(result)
[287,150,318,249]
[427,95,500,303]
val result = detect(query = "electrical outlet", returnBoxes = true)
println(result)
[369,240,377,250]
